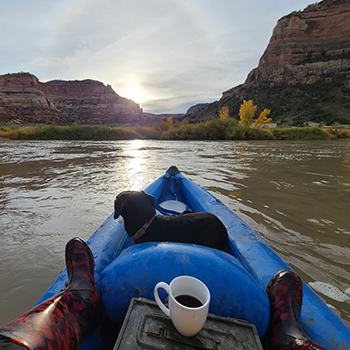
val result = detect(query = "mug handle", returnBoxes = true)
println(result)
[154,282,170,317]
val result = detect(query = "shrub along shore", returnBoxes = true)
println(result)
[0,119,349,141]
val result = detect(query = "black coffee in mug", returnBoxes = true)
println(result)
[154,276,211,336]
[175,294,203,308]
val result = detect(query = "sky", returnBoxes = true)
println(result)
[1,0,314,114]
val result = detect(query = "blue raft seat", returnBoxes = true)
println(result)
[99,242,270,339]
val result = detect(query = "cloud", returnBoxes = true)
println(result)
[0,0,313,113]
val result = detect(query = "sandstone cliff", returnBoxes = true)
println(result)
[245,0,350,87]
[0,73,145,125]
[185,0,350,126]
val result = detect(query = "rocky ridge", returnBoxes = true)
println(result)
[245,0,350,87]
[186,103,210,115]
[185,0,350,126]
[0,73,145,125]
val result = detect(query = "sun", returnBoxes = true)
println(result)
[124,86,146,103]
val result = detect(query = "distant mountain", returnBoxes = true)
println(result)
[144,112,184,120]
[0,73,145,125]
[186,103,209,115]
[184,0,350,126]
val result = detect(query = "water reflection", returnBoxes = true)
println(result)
[0,140,349,327]
[122,140,149,190]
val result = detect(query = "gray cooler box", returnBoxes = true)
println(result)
[114,298,263,350]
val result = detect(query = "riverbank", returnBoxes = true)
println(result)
[1,119,349,140]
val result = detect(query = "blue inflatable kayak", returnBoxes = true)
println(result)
[2,166,349,350]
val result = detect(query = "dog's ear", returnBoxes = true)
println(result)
[114,193,125,219]
[142,191,156,208]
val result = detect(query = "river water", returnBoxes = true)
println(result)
[0,139,349,328]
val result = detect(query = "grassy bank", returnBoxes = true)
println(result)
[0,124,140,140]
[161,119,337,140]
[1,119,349,141]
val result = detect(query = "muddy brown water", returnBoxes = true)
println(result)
[0,139,349,328]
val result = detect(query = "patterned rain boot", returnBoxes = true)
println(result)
[0,237,103,350]
[264,269,327,350]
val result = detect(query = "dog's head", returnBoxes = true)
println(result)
[114,190,156,220]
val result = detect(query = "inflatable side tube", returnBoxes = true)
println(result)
[178,174,350,350]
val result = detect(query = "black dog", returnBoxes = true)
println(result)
[114,191,229,252]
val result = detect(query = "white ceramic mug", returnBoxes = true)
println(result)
[154,275,210,337]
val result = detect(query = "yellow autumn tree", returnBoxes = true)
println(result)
[166,117,173,125]
[239,100,272,128]
[239,100,257,126]
[219,106,229,120]
[253,109,272,128]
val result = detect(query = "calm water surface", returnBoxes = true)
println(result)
[0,139,349,327]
